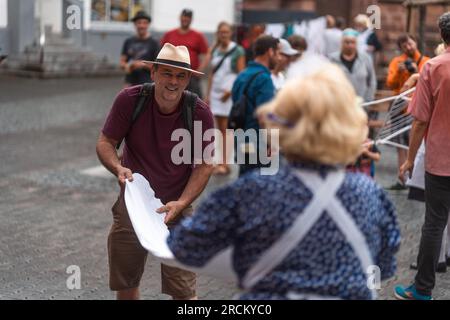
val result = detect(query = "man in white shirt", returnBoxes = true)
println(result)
[324,15,344,58]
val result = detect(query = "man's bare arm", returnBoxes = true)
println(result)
[407,119,428,164]
[157,163,214,224]
[179,163,214,207]
[96,132,133,186]
[120,55,130,73]
[399,119,428,182]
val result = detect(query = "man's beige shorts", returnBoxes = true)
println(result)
[107,196,196,299]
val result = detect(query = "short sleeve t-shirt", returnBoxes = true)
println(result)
[160,29,208,71]
[410,48,450,176]
[121,36,160,85]
[211,44,245,74]
[102,86,215,203]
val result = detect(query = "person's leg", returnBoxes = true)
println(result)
[398,148,407,172]
[439,227,448,264]
[214,116,231,175]
[414,173,450,296]
[447,213,450,259]
[161,263,197,300]
[108,197,148,300]
[117,287,140,300]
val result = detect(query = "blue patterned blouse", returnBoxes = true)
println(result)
[168,160,401,300]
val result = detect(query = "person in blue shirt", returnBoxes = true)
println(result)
[231,35,279,176]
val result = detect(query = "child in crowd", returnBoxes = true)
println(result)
[347,139,381,178]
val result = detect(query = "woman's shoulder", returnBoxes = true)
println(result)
[343,171,380,189]
[341,172,389,205]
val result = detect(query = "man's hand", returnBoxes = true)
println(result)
[116,165,133,187]
[398,61,407,72]
[157,201,188,225]
[401,73,420,92]
[361,145,370,157]
[399,160,414,184]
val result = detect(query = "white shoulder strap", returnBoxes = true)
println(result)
[242,170,345,289]
[295,170,377,299]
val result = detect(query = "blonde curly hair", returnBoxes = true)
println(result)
[257,64,368,166]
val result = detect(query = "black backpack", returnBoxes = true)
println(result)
[116,83,198,154]
[227,71,264,130]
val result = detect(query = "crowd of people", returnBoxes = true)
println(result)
[97,8,450,300]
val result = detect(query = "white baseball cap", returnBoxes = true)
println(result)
[279,38,299,56]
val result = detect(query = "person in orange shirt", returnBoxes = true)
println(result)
[386,34,430,190]
[387,34,430,94]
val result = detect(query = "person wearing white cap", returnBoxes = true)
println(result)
[329,29,377,104]
[97,43,215,300]
[271,39,299,92]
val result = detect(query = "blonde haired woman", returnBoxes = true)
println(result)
[206,21,245,175]
[167,65,400,300]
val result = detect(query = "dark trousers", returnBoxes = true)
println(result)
[415,172,450,295]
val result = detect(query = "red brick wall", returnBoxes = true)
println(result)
[242,0,448,79]
[243,0,283,10]
[243,0,316,10]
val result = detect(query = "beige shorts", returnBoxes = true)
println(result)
[107,196,196,299]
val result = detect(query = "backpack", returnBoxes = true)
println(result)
[116,83,198,155]
[227,71,264,130]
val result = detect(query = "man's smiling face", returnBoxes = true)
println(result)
[151,65,191,104]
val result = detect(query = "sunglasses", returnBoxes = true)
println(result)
[267,113,295,129]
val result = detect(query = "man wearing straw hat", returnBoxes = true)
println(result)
[96,43,215,300]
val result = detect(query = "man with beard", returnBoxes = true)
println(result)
[386,34,430,190]
[97,43,214,300]
[231,35,280,176]
[120,11,159,86]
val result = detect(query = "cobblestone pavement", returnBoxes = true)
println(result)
[0,75,449,300]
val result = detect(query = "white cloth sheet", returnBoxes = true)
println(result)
[124,173,237,281]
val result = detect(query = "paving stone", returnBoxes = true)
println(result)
[1,75,448,300]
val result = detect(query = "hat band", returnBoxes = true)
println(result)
[155,59,192,70]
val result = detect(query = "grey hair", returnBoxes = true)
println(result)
[439,12,450,45]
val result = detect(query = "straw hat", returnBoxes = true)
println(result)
[144,43,204,75]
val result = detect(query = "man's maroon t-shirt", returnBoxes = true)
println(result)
[160,29,209,71]
[102,85,214,204]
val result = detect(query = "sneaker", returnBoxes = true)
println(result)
[394,284,432,300]
[387,182,408,191]
[410,262,418,270]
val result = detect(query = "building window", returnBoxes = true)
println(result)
[91,0,150,23]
